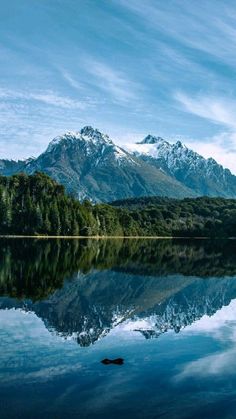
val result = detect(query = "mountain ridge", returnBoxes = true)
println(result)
[0,126,195,201]
[1,126,236,201]
[127,134,236,197]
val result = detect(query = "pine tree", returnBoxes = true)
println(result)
[50,204,61,235]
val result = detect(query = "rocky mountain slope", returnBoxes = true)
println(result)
[0,127,196,201]
[1,238,236,346]
[127,135,236,197]
[0,159,26,175]
[1,126,236,200]
[1,271,236,346]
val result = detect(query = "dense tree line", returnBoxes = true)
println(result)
[1,238,236,300]
[0,172,96,236]
[112,196,236,237]
[1,172,236,237]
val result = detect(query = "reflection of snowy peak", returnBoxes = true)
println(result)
[2,271,236,346]
[121,277,235,339]
[1,239,236,346]
[127,134,236,197]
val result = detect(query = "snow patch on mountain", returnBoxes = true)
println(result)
[46,131,80,152]
[80,126,113,145]
[138,134,167,145]
[124,132,236,197]
[127,137,206,169]
[46,126,138,166]
[126,141,171,160]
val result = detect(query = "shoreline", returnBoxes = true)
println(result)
[0,235,228,240]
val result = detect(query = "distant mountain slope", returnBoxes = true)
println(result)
[127,135,236,197]
[2,126,236,200]
[2,271,236,346]
[1,238,236,346]
[0,159,26,175]
[0,126,195,201]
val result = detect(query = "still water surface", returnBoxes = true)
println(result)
[1,238,236,418]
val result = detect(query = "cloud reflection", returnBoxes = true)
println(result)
[175,299,236,381]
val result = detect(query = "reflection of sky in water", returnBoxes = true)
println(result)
[0,310,83,384]
[2,239,236,417]
[1,300,236,418]
[175,299,236,381]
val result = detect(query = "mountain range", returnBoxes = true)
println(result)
[1,260,236,347]
[1,126,236,201]
[1,238,236,346]
[127,135,236,197]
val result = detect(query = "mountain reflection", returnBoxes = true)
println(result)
[1,238,236,346]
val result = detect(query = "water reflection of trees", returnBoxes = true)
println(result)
[1,238,236,300]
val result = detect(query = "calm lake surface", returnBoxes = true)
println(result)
[1,238,236,418]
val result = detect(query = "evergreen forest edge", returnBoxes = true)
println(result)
[1,172,236,237]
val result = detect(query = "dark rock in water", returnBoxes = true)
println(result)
[101,358,124,365]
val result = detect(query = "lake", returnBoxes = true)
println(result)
[1,238,236,418]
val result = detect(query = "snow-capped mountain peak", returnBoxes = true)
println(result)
[174,140,185,149]
[80,126,113,145]
[2,126,236,201]
[43,126,138,177]
[138,134,166,145]
[46,126,115,153]
[46,131,81,152]
[126,132,236,197]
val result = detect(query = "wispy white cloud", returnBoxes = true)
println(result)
[175,92,236,129]
[61,71,84,92]
[0,86,98,159]
[83,59,140,103]
[32,92,85,109]
[0,95,87,159]
[173,298,236,382]
[173,91,236,173]
[112,131,146,146]
[0,87,86,110]
[0,309,82,385]
[118,0,236,65]
[175,347,236,381]
[2,0,236,165]
[182,132,236,174]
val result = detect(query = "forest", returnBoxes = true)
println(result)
[1,172,236,237]
[1,238,236,300]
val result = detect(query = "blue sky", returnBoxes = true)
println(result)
[1,0,236,171]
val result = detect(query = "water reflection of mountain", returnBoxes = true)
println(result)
[1,238,236,346]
